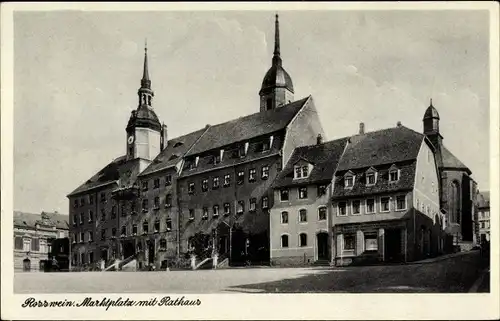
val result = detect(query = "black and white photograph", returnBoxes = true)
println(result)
[1,2,498,320]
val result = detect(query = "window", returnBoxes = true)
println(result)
[89,195,94,205]
[23,238,31,251]
[266,98,273,110]
[352,200,361,215]
[344,175,354,188]
[88,232,93,242]
[389,170,399,182]
[317,185,327,197]
[202,179,208,192]
[237,171,245,185]
[202,207,209,219]
[396,195,407,211]
[281,211,289,224]
[338,202,347,216]
[366,199,375,214]
[154,220,160,233]
[213,205,220,217]
[132,224,137,236]
[79,212,84,224]
[302,166,309,177]
[261,141,270,152]
[154,197,160,209]
[365,233,378,251]
[39,240,47,253]
[31,238,40,251]
[238,145,247,158]
[299,209,307,222]
[153,178,160,189]
[166,218,172,231]
[142,199,148,212]
[249,168,256,182]
[299,233,307,247]
[380,197,390,212]
[318,207,327,221]
[142,181,148,191]
[189,209,195,220]
[111,206,116,219]
[281,235,289,248]
[159,239,167,250]
[237,201,244,214]
[165,194,172,208]
[262,196,269,209]
[249,198,257,211]
[223,174,231,187]
[101,229,106,241]
[481,222,485,228]
[142,221,149,235]
[72,215,76,226]
[224,203,231,215]
[80,198,85,207]
[80,232,84,243]
[280,189,289,201]
[295,166,302,179]
[188,182,195,194]
[213,177,220,189]
[111,228,116,238]
[213,154,221,165]
[88,210,94,222]
[298,187,308,199]
[121,226,126,237]
[261,165,269,179]
[366,173,376,186]
[165,175,172,186]
[343,234,355,251]
[100,192,106,203]
[121,205,126,216]
[15,236,23,250]
[131,201,137,214]
[74,200,78,208]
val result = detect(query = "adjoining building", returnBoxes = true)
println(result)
[68,14,325,269]
[476,191,490,242]
[332,123,446,265]
[13,211,69,272]
[270,135,348,266]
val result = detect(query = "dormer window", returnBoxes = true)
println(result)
[389,167,400,182]
[344,172,355,188]
[213,154,221,165]
[294,165,310,179]
[142,181,148,191]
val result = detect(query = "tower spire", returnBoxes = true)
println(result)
[141,39,151,89]
[429,98,433,107]
[272,14,282,66]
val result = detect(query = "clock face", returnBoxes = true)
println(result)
[127,135,135,144]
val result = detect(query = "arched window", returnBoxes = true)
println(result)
[281,235,289,248]
[450,181,461,224]
[299,209,307,222]
[318,207,327,221]
[281,211,289,224]
[299,233,307,247]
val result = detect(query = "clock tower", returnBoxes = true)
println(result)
[126,44,162,161]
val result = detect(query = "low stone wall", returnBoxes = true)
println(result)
[271,255,315,267]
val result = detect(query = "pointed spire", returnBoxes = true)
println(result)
[141,39,151,89]
[429,98,433,107]
[272,13,282,66]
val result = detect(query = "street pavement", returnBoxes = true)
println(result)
[14,251,487,293]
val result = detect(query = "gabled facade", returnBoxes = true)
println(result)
[269,137,348,266]
[476,191,490,242]
[331,125,446,266]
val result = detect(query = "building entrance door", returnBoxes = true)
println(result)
[147,241,155,265]
[23,258,31,272]
[317,233,329,260]
[384,229,403,262]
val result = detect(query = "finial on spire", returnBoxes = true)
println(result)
[430,98,433,106]
[145,38,148,53]
[141,39,151,89]
[272,13,282,66]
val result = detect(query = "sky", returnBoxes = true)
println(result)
[13,10,490,214]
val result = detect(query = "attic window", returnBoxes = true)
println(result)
[344,173,355,188]
[294,165,310,179]
[389,167,400,182]
[366,173,376,186]
[173,142,183,148]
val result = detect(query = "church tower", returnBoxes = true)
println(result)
[423,99,442,151]
[259,14,294,112]
[126,44,162,161]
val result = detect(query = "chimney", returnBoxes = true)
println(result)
[316,133,323,145]
[397,121,402,127]
[359,122,365,135]
[160,123,168,150]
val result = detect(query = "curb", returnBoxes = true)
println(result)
[407,250,478,265]
[468,268,490,293]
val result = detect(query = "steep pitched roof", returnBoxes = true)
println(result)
[185,96,310,156]
[336,126,425,171]
[441,145,471,173]
[477,191,490,208]
[273,137,349,188]
[68,156,143,197]
[139,127,208,177]
[14,211,69,230]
